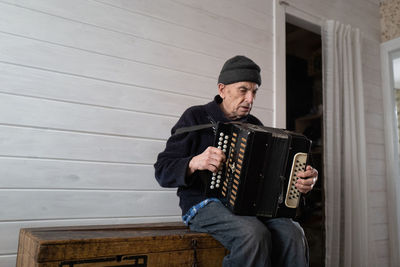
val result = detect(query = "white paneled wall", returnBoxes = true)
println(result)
[0,0,274,265]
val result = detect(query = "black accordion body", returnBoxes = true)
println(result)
[205,122,312,218]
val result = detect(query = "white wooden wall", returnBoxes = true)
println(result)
[0,0,274,265]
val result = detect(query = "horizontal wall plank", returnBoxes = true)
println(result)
[367,174,387,192]
[0,93,176,140]
[366,143,385,160]
[369,191,388,208]
[0,158,167,190]
[0,2,221,78]
[363,65,382,88]
[0,63,274,115]
[365,128,385,145]
[95,0,272,49]
[232,0,271,15]
[366,159,385,176]
[375,240,389,258]
[0,255,16,267]
[365,96,383,114]
[376,256,389,266]
[0,216,181,254]
[0,32,217,99]
[368,207,388,224]
[172,0,272,31]
[365,113,384,130]
[364,83,382,100]
[0,190,180,221]
[2,0,272,65]
[363,37,380,57]
[251,107,274,126]
[363,50,381,72]
[0,126,164,164]
[0,63,204,118]
[0,33,273,110]
[371,223,389,241]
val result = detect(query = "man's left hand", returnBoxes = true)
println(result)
[295,165,318,194]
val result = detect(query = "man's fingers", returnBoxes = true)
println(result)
[205,158,223,171]
[296,176,317,193]
[297,165,318,178]
[194,146,226,172]
[207,147,226,161]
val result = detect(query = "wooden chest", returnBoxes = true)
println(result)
[16,222,226,267]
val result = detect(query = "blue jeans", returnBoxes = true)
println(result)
[188,201,309,267]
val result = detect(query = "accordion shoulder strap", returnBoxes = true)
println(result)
[174,123,215,136]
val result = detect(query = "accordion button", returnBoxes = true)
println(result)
[220,132,224,136]
[224,140,228,144]
[211,181,215,185]
[210,185,215,189]
[216,184,220,188]
[218,171,222,174]
[216,180,220,183]
[225,135,229,139]
[212,177,216,181]
[218,142,222,146]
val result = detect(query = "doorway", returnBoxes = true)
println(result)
[285,22,324,267]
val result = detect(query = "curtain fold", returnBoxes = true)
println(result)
[322,20,376,267]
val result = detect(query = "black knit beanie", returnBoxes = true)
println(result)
[218,55,261,86]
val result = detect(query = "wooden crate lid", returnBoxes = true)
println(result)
[18,222,223,263]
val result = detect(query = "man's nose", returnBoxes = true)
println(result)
[245,91,255,104]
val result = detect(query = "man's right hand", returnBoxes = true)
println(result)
[187,146,226,176]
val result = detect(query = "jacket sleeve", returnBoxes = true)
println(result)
[154,108,201,188]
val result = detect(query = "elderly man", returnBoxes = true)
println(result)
[154,55,318,267]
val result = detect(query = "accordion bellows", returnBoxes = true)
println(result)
[205,122,312,218]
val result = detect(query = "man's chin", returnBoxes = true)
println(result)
[237,110,250,118]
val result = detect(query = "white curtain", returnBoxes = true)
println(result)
[322,20,376,267]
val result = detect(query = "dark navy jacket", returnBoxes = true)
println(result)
[154,95,262,215]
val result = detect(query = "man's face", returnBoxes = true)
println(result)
[218,81,258,120]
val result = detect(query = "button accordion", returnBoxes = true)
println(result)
[205,122,312,218]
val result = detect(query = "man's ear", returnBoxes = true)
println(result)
[218,83,225,99]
